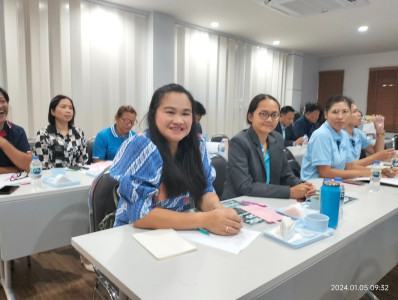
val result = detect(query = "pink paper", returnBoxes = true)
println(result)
[241,205,283,223]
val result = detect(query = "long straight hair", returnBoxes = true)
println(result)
[147,84,206,205]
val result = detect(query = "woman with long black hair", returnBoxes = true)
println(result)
[110,83,242,236]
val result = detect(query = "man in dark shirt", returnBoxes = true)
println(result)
[194,100,206,135]
[274,106,303,147]
[293,102,321,139]
[0,87,32,174]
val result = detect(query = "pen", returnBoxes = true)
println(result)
[242,200,267,207]
[195,228,210,235]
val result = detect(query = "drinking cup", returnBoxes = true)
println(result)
[305,195,320,211]
[305,214,329,232]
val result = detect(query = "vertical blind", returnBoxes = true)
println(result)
[175,26,287,139]
[0,0,148,139]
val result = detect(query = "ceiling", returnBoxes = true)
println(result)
[104,0,398,58]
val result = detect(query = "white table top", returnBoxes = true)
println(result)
[0,169,94,203]
[72,180,398,300]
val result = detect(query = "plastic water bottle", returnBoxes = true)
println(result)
[218,140,226,153]
[302,134,309,146]
[334,177,344,222]
[30,156,43,189]
[369,160,381,192]
[320,179,340,228]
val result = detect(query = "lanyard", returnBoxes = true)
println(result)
[260,143,270,184]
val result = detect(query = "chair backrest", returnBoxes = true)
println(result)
[210,134,229,142]
[88,166,119,232]
[211,154,227,197]
[86,137,95,165]
[284,148,301,178]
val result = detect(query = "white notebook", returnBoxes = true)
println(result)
[133,229,197,260]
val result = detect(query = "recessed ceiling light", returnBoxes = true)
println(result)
[358,26,368,32]
[272,41,280,46]
[210,22,219,28]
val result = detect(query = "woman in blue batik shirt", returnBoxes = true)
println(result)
[110,83,242,236]
[300,96,397,181]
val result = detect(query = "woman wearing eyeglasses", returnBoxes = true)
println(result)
[343,102,394,165]
[222,94,316,200]
[93,106,138,162]
[300,96,397,180]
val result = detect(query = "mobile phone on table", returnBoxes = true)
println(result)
[0,185,20,195]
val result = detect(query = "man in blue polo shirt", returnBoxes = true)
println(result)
[294,102,321,140]
[0,87,32,174]
[93,105,137,162]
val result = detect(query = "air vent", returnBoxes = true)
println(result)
[263,0,370,17]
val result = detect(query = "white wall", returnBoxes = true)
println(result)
[319,50,398,113]
[301,54,319,112]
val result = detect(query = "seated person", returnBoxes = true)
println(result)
[0,87,32,174]
[344,102,394,165]
[110,83,242,236]
[194,100,206,135]
[34,95,88,169]
[300,96,397,181]
[274,105,303,147]
[293,102,321,139]
[222,94,316,200]
[93,105,137,162]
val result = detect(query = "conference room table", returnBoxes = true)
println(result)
[0,170,94,300]
[72,179,398,300]
[286,145,307,165]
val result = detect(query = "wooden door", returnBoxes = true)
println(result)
[318,70,344,110]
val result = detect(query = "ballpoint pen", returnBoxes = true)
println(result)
[242,200,267,207]
[195,228,210,235]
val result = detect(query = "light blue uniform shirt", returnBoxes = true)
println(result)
[93,124,136,161]
[300,121,354,181]
[345,128,371,160]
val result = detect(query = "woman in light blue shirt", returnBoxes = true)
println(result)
[344,102,395,165]
[301,96,374,181]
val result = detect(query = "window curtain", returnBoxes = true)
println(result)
[175,25,287,139]
[0,0,148,139]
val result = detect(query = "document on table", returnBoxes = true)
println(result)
[353,176,398,187]
[179,228,261,255]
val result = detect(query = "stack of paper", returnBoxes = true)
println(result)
[133,229,197,260]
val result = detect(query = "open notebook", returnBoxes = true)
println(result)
[133,229,197,260]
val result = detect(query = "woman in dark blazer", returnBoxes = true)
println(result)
[222,94,316,200]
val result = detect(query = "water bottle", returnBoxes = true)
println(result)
[302,134,308,146]
[334,177,344,222]
[320,179,340,228]
[218,140,226,153]
[30,156,43,189]
[369,160,381,192]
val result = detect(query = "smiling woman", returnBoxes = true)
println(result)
[109,83,242,236]
[34,95,88,169]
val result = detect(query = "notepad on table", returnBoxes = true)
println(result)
[132,229,197,260]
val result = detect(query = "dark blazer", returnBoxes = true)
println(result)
[222,126,300,200]
[274,122,297,147]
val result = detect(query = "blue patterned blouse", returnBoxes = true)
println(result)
[110,133,216,226]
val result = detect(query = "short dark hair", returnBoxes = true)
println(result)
[325,95,352,112]
[115,105,137,118]
[247,94,279,124]
[48,94,75,128]
[147,83,206,205]
[304,102,321,114]
[194,101,206,116]
[0,87,9,103]
[280,106,295,115]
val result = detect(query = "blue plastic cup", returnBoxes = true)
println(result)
[305,214,329,232]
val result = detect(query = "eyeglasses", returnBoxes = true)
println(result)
[258,111,280,121]
[10,172,29,181]
[120,118,138,126]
